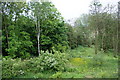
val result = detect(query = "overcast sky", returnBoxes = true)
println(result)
[51,0,119,20]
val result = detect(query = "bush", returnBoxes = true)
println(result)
[39,50,68,71]
[2,50,68,78]
[25,50,68,72]
[2,58,28,78]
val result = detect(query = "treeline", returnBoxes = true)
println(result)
[1,0,120,58]
[66,0,120,56]
[2,1,68,58]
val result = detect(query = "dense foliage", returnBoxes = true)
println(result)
[2,50,68,78]
[1,0,119,78]
[2,46,118,78]
[2,2,68,58]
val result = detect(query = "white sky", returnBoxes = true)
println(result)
[51,0,119,20]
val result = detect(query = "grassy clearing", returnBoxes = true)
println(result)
[2,46,118,78]
[65,46,118,78]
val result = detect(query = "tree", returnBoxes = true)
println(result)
[30,1,68,53]
[89,0,102,54]
[30,1,41,56]
[89,0,118,55]
[2,2,33,58]
[74,14,92,47]
[65,23,77,49]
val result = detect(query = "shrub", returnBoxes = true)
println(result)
[25,50,68,72]
[2,50,68,78]
[39,50,68,71]
[2,58,22,78]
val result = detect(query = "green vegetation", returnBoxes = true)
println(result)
[1,0,119,79]
[2,46,118,78]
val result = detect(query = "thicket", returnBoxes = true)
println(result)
[2,2,68,58]
[2,50,68,78]
[1,0,119,58]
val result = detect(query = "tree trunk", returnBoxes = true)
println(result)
[36,17,40,56]
[37,32,40,56]
[118,2,120,53]
[38,20,40,56]
[94,3,98,54]
[95,30,98,54]
[101,32,104,51]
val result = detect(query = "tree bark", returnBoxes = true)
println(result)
[36,17,40,56]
